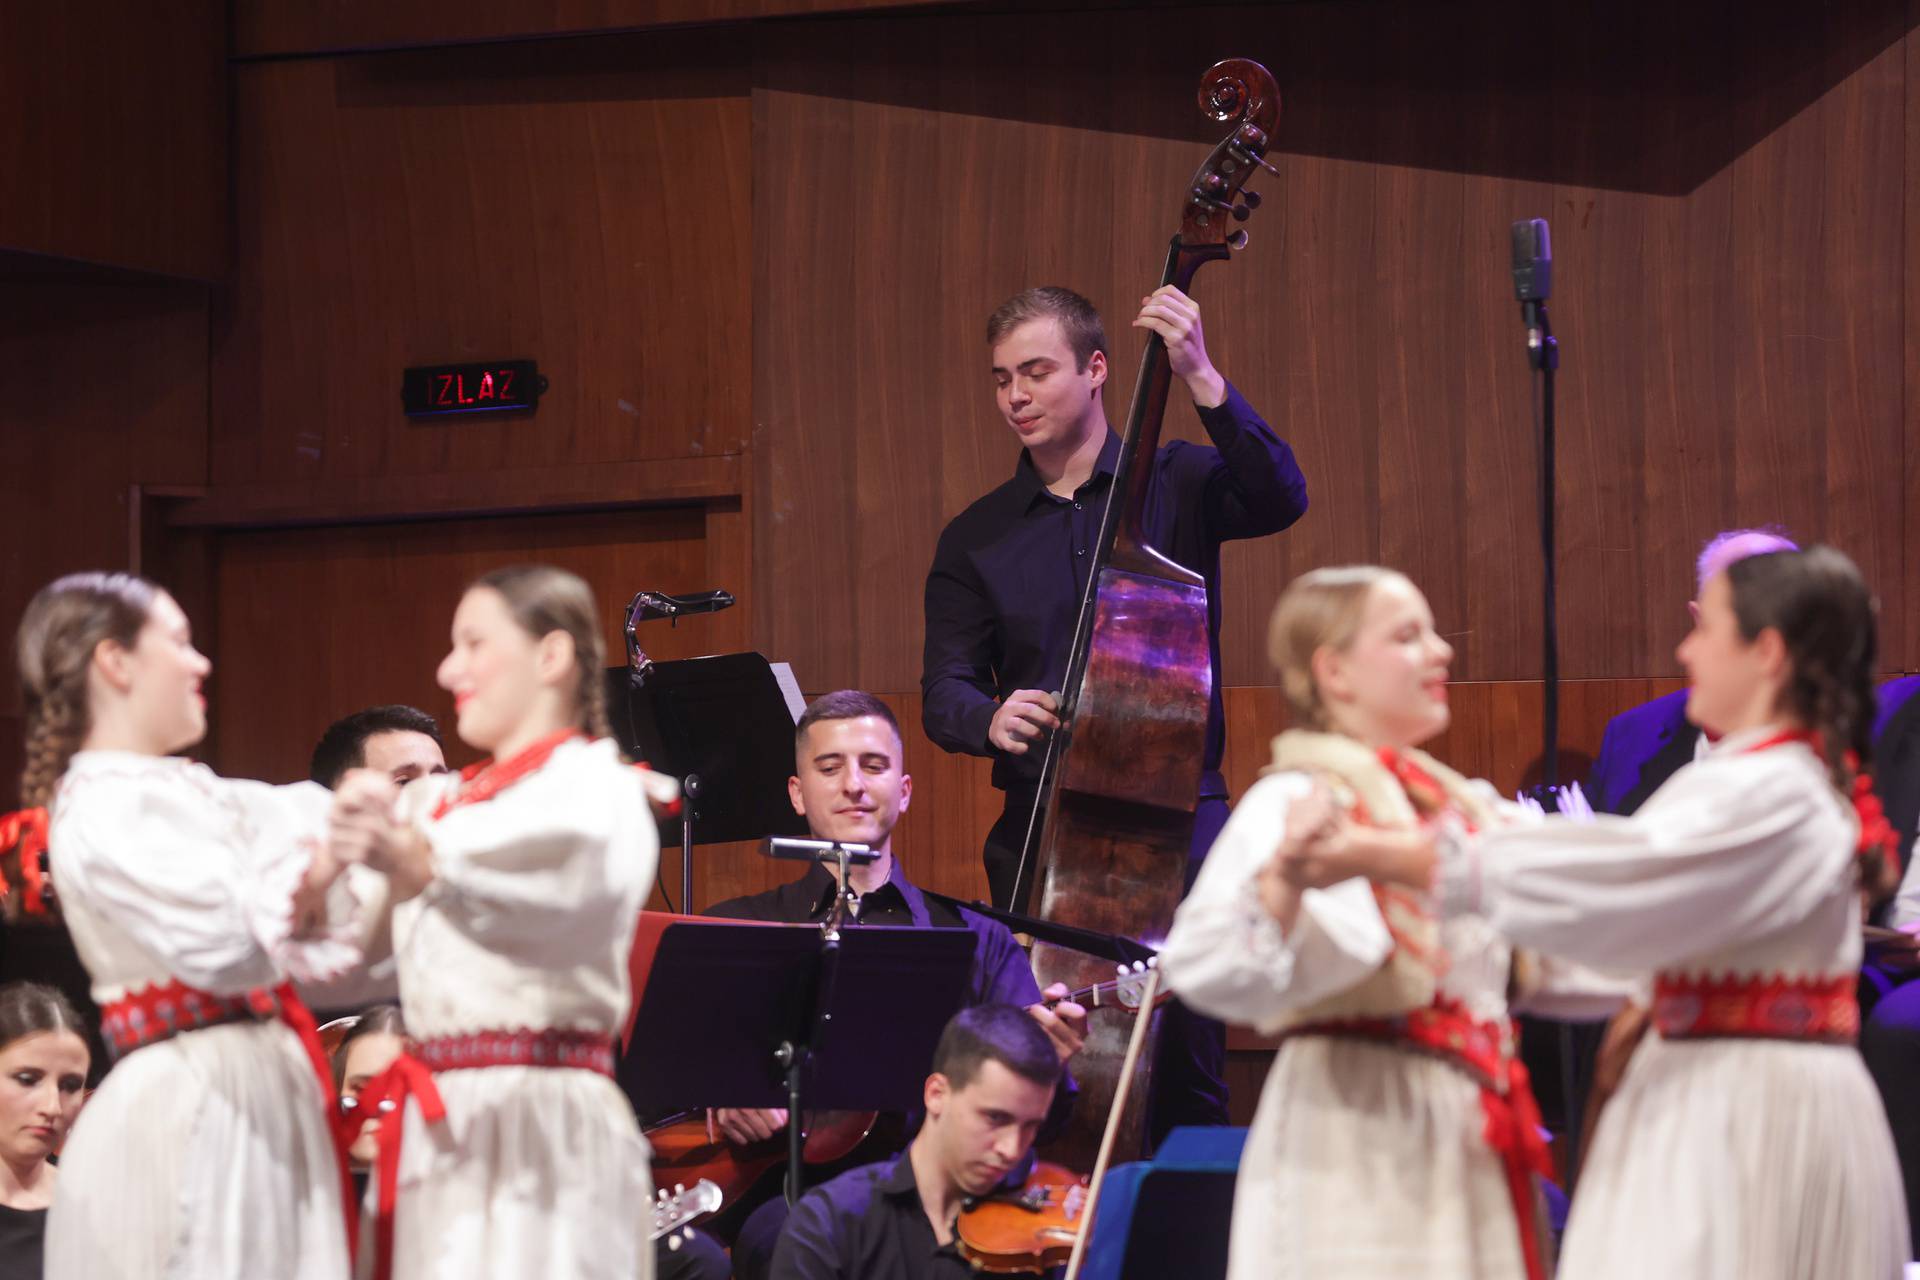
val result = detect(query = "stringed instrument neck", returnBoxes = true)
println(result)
[1101,244,1218,587]
[1046,960,1166,1013]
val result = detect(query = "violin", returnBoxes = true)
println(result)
[954,1162,1088,1275]
[956,966,1163,1276]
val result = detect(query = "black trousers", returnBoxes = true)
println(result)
[983,785,1233,1147]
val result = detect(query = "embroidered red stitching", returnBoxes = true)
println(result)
[431,729,584,819]
[410,1027,615,1076]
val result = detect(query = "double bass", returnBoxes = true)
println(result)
[1010,58,1281,1167]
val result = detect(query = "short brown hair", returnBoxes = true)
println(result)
[932,1003,1061,1090]
[986,286,1106,372]
[795,690,902,757]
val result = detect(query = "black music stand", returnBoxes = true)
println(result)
[922,890,1160,967]
[620,917,975,1205]
[606,653,808,909]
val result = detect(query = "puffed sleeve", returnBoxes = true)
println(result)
[1161,772,1394,1029]
[409,741,657,958]
[54,766,367,993]
[1441,752,1853,974]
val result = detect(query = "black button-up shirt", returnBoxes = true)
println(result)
[770,1148,1027,1280]
[920,383,1308,793]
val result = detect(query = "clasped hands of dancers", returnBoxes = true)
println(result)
[4,281,1913,1280]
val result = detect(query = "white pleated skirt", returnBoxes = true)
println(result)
[1561,1034,1909,1279]
[1228,1035,1536,1280]
[373,1065,652,1280]
[45,1020,350,1280]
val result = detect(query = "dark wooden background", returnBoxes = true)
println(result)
[4,0,1916,931]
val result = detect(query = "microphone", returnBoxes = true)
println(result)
[1511,218,1551,358]
[625,588,736,625]
[767,837,879,864]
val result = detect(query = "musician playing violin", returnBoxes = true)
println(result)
[700,691,1088,1280]
[920,285,1309,1137]
[768,1004,1062,1280]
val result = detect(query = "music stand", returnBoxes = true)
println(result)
[606,653,809,909]
[620,914,975,1205]
[921,890,1160,967]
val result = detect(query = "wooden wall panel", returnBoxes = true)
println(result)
[214,31,751,494]
[0,280,211,808]
[204,506,733,785]
[236,0,988,59]
[755,1,1916,708]
[0,3,224,278]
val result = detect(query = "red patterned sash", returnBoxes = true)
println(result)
[1651,972,1859,1043]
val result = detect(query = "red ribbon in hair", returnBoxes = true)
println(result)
[0,807,51,915]
[1851,767,1897,879]
[1741,731,1897,882]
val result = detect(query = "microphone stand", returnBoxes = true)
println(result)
[1525,300,1560,785]
[1523,292,1581,1190]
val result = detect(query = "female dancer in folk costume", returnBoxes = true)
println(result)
[19,573,370,1280]
[1430,545,1909,1278]
[1161,566,1625,1280]
[331,564,673,1280]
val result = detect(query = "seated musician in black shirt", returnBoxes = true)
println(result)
[704,690,1088,1280]
[769,1003,1063,1280]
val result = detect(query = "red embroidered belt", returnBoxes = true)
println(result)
[412,1027,616,1076]
[362,1028,617,1280]
[101,979,274,1059]
[1282,1001,1551,1280]
[1651,972,1859,1043]
[99,978,357,1254]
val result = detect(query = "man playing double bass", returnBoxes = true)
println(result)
[920,284,1309,1136]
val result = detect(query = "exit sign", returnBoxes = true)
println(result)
[402,360,546,417]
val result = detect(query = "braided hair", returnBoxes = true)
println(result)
[1725,546,1891,896]
[1724,545,1876,791]
[16,572,158,808]
[470,565,612,743]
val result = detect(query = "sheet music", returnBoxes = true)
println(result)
[769,661,806,722]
